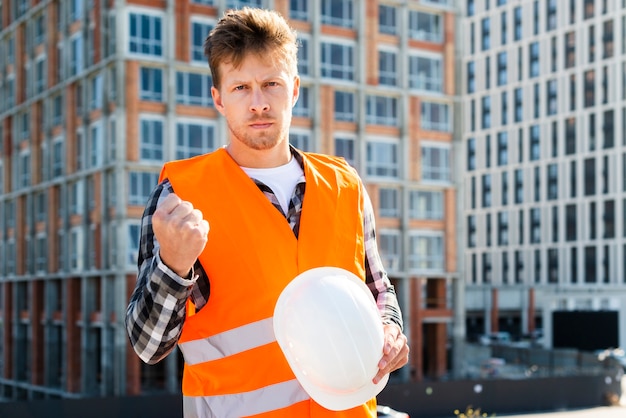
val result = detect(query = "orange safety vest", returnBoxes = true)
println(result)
[160,148,377,418]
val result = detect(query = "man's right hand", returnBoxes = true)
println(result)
[152,193,209,278]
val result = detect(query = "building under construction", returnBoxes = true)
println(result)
[0,0,458,400]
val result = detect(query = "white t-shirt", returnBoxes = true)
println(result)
[241,157,304,214]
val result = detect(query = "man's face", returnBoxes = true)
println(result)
[212,53,300,152]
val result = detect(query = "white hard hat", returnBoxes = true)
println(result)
[273,266,389,411]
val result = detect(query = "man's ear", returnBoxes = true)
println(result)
[211,86,225,115]
[292,76,300,108]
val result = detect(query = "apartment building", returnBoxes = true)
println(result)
[461,0,626,349]
[0,0,457,400]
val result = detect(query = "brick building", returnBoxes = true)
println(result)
[0,0,458,399]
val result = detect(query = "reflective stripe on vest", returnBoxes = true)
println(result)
[179,317,275,365]
[183,379,309,418]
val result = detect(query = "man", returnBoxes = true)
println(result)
[126,7,409,417]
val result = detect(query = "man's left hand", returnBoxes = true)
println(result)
[373,324,409,384]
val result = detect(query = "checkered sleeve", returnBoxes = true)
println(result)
[362,186,404,331]
[125,180,202,364]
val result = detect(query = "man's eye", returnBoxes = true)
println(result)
[234,85,245,91]
[267,82,278,87]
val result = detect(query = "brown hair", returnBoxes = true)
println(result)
[204,7,299,89]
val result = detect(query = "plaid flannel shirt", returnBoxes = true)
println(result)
[125,152,403,364]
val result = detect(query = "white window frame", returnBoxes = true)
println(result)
[334,134,356,167]
[379,187,400,218]
[409,10,443,43]
[127,221,141,268]
[89,121,103,167]
[190,18,215,64]
[176,71,213,107]
[334,90,355,122]
[176,119,216,159]
[52,136,64,178]
[409,190,444,220]
[293,85,310,117]
[378,5,398,35]
[321,0,354,28]
[129,171,159,206]
[366,95,398,126]
[408,231,444,273]
[75,128,85,171]
[139,115,165,162]
[289,129,312,152]
[379,229,401,273]
[69,226,84,272]
[421,142,451,183]
[408,52,443,93]
[290,0,309,21]
[69,179,85,216]
[89,73,103,110]
[366,138,399,179]
[378,47,398,87]
[421,101,451,132]
[19,149,31,189]
[127,8,164,58]
[34,54,46,94]
[321,40,355,81]
[35,232,47,274]
[297,36,311,76]
[69,32,83,76]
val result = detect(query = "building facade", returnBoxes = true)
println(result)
[0,0,458,400]
[461,0,626,349]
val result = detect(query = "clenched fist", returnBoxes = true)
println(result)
[152,193,209,278]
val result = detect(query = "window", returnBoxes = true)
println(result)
[129,12,163,57]
[290,0,309,21]
[604,200,615,238]
[513,7,522,40]
[378,50,397,86]
[297,37,310,76]
[547,164,558,200]
[421,144,450,182]
[379,188,399,218]
[547,0,557,31]
[481,96,491,129]
[421,101,450,131]
[366,95,397,126]
[19,150,31,189]
[129,171,159,206]
[334,91,355,122]
[334,136,354,166]
[69,0,83,21]
[467,61,475,93]
[69,227,83,271]
[90,122,103,167]
[501,171,509,205]
[35,55,46,94]
[565,32,576,68]
[498,212,508,246]
[584,158,595,195]
[176,71,213,107]
[409,11,442,43]
[191,21,214,63]
[409,54,443,92]
[379,5,397,35]
[409,233,444,272]
[603,19,614,59]
[127,222,141,266]
[366,141,398,178]
[52,137,64,177]
[497,52,507,85]
[321,42,354,81]
[514,168,523,204]
[140,67,163,102]
[321,0,354,28]
[89,74,103,110]
[482,174,492,207]
[584,70,595,108]
[529,125,540,160]
[467,215,476,247]
[530,208,541,243]
[481,18,490,50]
[467,138,476,170]
[603,109,614,149]
[289,131,311,151]
[70,33,83,76]
[293,86,310,117]
[176,121,215,159]
[379,231,401,272]
[529,42,539,78]
[140,118,164,162]
[497,132,508,165]
[501,11,507,45]
[410,190,443,220]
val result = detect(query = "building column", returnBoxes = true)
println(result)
[410,278,422,381]
[490,288,499,332]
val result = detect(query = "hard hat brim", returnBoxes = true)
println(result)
[273,266,390,411]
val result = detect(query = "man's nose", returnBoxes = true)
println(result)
[249,89,270,113]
